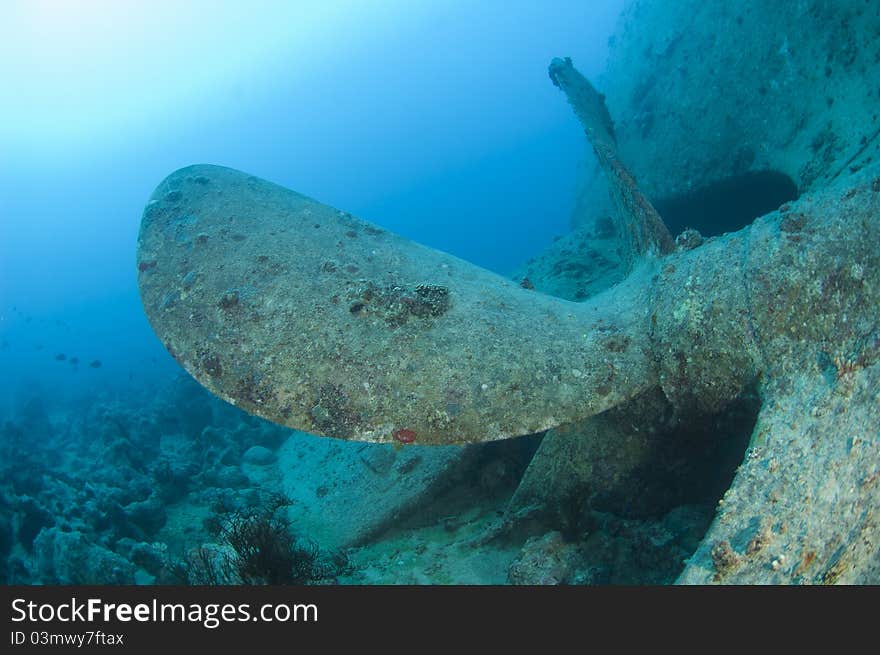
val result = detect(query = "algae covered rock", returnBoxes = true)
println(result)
[242,445,276,465]
[508,531,581,585]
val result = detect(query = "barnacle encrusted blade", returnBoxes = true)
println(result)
[678,363,880,584]
[549,57,674,268]
[136,165,655,444]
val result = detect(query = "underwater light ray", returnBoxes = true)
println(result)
[0,0,411,155]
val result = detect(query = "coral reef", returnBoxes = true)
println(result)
[0,374,520,584]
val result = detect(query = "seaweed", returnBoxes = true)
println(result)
[185,494,351,585]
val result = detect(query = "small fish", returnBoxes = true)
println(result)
[55,353,67,361]
[69,357,79,365]
[89,359,102,368]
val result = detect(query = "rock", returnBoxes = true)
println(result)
[242,445,275,465]
[212,465,249,489]
[123,496,167,535]
[16,497,55,550]
[33,528,136,584]
[134,569,156,585]
[151,456,195,503]
[16,396,53,440]
[0,510,12,558]
[4,554,32,584]
[129,542,168,576]
[508,532,582,585]
[234,422,289,451]
[678,362,880,584]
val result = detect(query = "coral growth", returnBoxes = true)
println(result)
[183,494,349,585]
